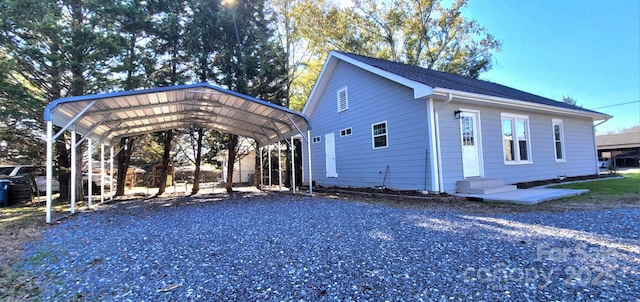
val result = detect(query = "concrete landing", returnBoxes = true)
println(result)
[456,177,517,195]
[453,188,590,205]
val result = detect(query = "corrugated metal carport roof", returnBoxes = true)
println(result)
[42,82,315,223]
[43,82,310,146]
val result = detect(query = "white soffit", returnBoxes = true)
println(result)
[43,83,311,146]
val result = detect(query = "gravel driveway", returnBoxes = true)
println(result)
[23,193,640,301]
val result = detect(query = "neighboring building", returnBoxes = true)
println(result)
[217,150,256,185]
[217,139,257,185]
[301,51,611,193]
[596,131,640,167]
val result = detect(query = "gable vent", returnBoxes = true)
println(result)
[337,87,348,113]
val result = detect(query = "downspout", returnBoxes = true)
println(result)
[592,118,610,174]
[435,93,454,112]
[307,130,313,196]
[433,93,453,193]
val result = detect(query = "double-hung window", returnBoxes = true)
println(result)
[501,113,532,164]
[552,119,565,161]
[372,121,388,149]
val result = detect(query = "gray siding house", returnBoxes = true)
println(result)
[301,51,610,193]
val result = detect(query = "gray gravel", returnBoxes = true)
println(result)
[22,193,640,301]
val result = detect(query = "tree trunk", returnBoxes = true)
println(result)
[116,137,135,196]
[55,130,70,201]
[294,139,303,187]
[69,0,85,200]
[191,128,203,195]
[74,133,84,200]
[225,134,238,193]
[284,142,291,188]
[157,130,173,195]
[116,137,127,196]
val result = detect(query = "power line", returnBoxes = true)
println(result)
[590,100,640,110]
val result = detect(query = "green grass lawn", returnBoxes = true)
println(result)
[1,198,85,300]
[550,173,640,195]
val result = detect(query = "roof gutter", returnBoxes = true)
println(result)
[432,88,611,121]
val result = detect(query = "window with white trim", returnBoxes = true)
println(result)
[337,87,348,113]
[372,121,388,149]
[312,136,321,143]
[501,113,531,164]
[552,119,565,161]
[340,127,352,137]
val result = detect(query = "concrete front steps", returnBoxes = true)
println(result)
[456,178,517,195]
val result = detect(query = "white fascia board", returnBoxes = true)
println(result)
[302,55,339,115]
[432,88,612,121]
[330,52,434,99]
[303,52,434,116]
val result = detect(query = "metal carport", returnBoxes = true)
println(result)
[43,82,313,223]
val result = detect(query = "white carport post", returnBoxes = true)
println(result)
[268,144,272,187]
[88,139,93,207]
[110,146,114,201]
[100,144,105,203]
[45,121,53,224]
[45,100,97,223]
[259,147,264,187]
[307,130,313,196]
[291,137,296,193]
[278,142,282,191]
[70,129,77,214]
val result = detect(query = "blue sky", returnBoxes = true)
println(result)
[464,0,640,134]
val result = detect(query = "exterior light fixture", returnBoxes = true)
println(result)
[454,110,462,119]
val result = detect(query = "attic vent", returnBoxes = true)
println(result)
[337,87,348,113]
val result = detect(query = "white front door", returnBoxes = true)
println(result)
[461,111,482,178]
[325,133,337,178]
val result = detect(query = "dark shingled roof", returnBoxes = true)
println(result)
[338,51,605,115]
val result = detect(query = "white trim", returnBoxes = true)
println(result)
[435,112,444,192]
[337,87,348,113]
[552,118,567,162]
[371,120,389,149]
[331,52,434,99]
[501,112,529,120]
[433,88,610,121]
[500,113,533,165]
[302,52,609,121]
[459,108,484,177]
[340,127,352,137]
[303,51,434,115]
[428,98,440,192]
[325,133,338,178]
